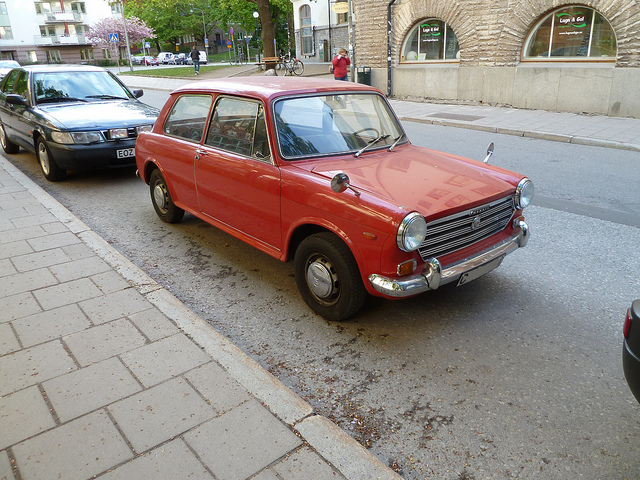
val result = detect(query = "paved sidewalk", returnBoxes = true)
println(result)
[118,61,640,152]
[0,157,401,479]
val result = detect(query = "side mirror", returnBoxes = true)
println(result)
[5,94,27,106]
[483,142,494,164]
[331,172,360,196]
[132,89,144,98]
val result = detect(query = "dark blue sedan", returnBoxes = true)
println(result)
[623,300,640,403]
[0,65,158,181]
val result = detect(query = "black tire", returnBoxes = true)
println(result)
[36,138,65,181]
[294,232,366,321]
[0,123,19,154]
[292,60,304,76]
[149,169,185,223]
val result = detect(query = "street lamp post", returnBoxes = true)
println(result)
[253,11,260,63]
[191,8,207,54]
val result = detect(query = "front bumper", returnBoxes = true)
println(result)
[623,340,640,403]
[48,139,137,171]
[369,219,529,298]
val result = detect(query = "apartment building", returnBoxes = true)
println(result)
[0,0,121,65]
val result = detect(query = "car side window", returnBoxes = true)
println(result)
[163,94,213,143]
[205,96,269,160]
[14,72,28,100]
[2,70,19,94]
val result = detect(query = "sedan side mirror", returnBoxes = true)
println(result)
[132,89,144,99]
[483,142,494,164]
[331,172,360,196]
[5,94,27,106]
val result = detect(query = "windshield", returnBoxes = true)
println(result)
[33,71,133,104]
[274,93,405,159]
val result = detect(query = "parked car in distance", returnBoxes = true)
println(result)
[0,60,19,79]
[157,52,176,65]
[186,51,208,65]
[0,64,158,181]
[174,53,188,65]
[141,56,159,66]
[132,54,145,65]
[135,77,533,321]
[623,300,640,403]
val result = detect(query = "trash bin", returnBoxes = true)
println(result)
[357,66,371,85]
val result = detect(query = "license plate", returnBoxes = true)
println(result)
[117,148,135,159]
[457,255,504,287]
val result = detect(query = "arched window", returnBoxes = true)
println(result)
[300,5,313,56]
[400,19,459,63]
[523,6,616,60]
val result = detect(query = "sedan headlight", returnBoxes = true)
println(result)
[51,131,104,145]
[397,212,427,252]
[514,178,534,209]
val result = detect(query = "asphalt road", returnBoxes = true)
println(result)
[4,93,640,479]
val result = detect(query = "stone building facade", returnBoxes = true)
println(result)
[353,0,640,118]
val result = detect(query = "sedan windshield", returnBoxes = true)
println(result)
[274,93,405,159]
[33,71,133,104]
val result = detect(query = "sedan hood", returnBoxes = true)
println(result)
[38,100,158,130]
[305,144,522,217]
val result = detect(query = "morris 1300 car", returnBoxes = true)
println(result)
[135,77,533,321]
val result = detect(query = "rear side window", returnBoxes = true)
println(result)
[163,94,213,143]
[205,96,270,160]
[1,70,19,94]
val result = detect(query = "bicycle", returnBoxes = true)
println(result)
[276,55,304,76]
[229,50,248,65]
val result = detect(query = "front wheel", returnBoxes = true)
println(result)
[36,138,65,181]
[292,60,304,76]
[294,232,366,321]
[149,169,185,223]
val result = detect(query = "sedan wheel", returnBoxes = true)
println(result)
[150,169,185,223]
[36,138,65,181]
[294,232,366,321]
[0,124,19,154]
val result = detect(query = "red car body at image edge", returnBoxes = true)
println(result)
[135,77,533,321]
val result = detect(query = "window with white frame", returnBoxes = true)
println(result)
[400,19,459,62]
[300,5,313,55]
[0,2,12,39]
[71,2,86,14]
[523,6,616,60]
[80,48,93,61]
[34,2,53,14]
[111,2,121,14]
[46,50,61,63]
[26,51,37,63]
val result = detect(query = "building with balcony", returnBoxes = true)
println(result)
[0,0,122,64]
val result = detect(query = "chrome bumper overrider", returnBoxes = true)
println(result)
[369,220,529,298]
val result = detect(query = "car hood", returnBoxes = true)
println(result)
[37,100,158,129]
[304,144,522,217]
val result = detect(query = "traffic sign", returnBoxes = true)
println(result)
[227,40,232,48]
[109,33,119,43]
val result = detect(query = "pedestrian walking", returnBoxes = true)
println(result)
[332,48,350,81]
[190,44,201,75]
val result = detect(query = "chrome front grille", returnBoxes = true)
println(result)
[418,196,515,261]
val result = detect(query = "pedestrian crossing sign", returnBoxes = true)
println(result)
[109,33,119,43]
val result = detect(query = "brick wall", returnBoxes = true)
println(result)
[354,0,640,68]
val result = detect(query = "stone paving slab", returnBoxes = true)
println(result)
[0,156,402,480]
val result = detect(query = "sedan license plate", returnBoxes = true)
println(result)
[457,255,504,287]
[117,148,135,159]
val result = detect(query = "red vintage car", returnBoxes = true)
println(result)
[135,77,533,321]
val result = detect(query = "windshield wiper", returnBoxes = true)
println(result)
[37,97,88,104]
[388,133,406,152]
[354,134,390,158]
[85,94,129,100]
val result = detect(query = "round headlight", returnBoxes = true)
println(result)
[515,178,534,209]
[397,212,427,252]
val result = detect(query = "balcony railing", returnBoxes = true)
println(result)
[45,11,83,23]
[34,34,90,46]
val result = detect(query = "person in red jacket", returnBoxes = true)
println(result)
[332,48,350,81]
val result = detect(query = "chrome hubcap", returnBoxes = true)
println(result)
[153,183,168,210]
[306,259,335,299]
[38,144,50,175]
